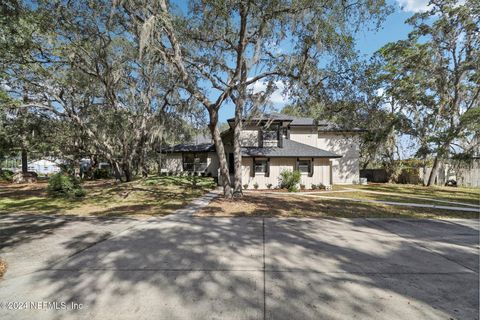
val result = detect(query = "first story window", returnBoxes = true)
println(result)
[183,153,207,172]
[254,159,268,173]
[298,159,312,173]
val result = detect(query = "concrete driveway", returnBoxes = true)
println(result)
[0,215,478,320]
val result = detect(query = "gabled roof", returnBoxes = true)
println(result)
[226,113,364,131]
[227,113,294,123]
[161,143,215,153]
[241,139,341,158]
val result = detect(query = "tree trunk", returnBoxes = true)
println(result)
[123,162,133,182]
[427,156,439,186]
[111,160,123,182]
[208,108,231,197]
[232,89,245,197]
[140,147,148,178]
[21,148,28,174]
[232,108,243,197]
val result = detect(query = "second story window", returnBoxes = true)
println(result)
[262,129,277,141]
[262,124,279,140]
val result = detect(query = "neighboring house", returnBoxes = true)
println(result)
[160,114,364,188]
[27,159,62,175]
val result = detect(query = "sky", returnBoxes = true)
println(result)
[215,0,428,123]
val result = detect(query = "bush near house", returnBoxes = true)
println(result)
[279,169,301,192]
[47,173,86,197]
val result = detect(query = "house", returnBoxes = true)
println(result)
[160,114,364,189]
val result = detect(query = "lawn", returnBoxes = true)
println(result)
[0,175,216,217]
[333,183,480,206]
[196,184,479,219]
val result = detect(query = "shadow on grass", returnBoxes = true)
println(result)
[197,193,480,219]
[0,176,213,216]
[358,184,480,204]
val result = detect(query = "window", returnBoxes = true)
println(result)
[254,159,268,173]
[183,153,207,172]
[298,160,311,173]
[262,130,277,141]
[262,124,279,141]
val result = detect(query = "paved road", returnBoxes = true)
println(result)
[0,215,478,320]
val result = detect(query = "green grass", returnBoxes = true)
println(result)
[0,175,216,217]
[316,191,478,208]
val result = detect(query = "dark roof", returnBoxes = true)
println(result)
[227,113,365,131]
[241,139,341,158]
[161,143,215,153]
[290,117,316,126]
[160,138,341,158]
[227,113,294,123]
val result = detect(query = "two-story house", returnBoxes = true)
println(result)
[160,113,364,188]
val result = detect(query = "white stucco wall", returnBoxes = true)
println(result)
[285,128,360,184]
[241,157,331,189]
[288,127,318,147]
[161,154,183,172]
[316,133,360,184]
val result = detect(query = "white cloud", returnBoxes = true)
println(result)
[396,0,466,13]
[248,80,289,104]
[396,0,432,13]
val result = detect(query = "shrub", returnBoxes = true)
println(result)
[279,169,301,192]
[300,184,305,190]
[266,183,273,189]
[253,182,259,189]
[93,168,110,179]
[243,183,249,190]
[47,173,85,198]
[288,185,299,192]
[311,184,317,190]
[0,170,14,182]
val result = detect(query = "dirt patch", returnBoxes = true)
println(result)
[0,259,7,278]
[0,182,48,198]
[195,192,478,219]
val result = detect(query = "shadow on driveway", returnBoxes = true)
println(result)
[0,216,478,320]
